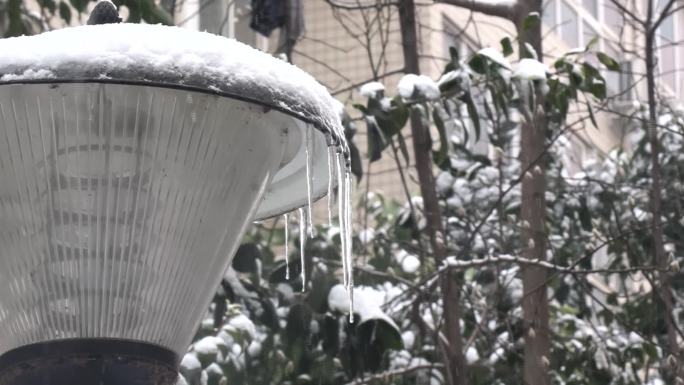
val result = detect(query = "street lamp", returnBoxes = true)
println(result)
[0,21,351,385]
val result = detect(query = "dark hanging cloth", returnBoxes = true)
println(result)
[277,0,304,58]
[250,0,287,37]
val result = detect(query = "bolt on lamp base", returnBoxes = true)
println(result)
[0,339,179,385]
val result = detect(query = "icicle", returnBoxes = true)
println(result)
[284,213,290,280]
[298,207,307,292]
[304,126,315,238]
[336,152,348,289]
[345,170,355,323]
[327,145,336,228]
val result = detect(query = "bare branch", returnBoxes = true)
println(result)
[652,0,677,31]
[442,254,661,275]
[331,68,405,95]
[607,0,646,27]
[434,0,517,20]
[325,0,398,10]
[344,364,445,385]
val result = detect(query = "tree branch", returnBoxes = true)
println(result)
[433,0,517,20]
[443,254,661,275]
[344,364,445,385]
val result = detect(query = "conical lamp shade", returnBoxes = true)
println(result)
[0,24,347,385]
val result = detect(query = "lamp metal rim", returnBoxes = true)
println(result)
[0,338,179,385]
[0,77,346,154]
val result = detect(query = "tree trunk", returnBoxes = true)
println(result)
[397,1,467,384]
[516,1,550,384]
[644,11,681,381]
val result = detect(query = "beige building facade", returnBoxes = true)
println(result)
[27,0,683,200]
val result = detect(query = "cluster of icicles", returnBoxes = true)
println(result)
[281,127,355,322]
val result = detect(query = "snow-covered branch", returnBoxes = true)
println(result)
[434,0,518,20]
[344,364,445,385]
[442,255,662,275]
[325,0,398,10]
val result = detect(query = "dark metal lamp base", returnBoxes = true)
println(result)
[0,339,179,385]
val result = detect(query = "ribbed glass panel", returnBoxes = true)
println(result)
[0,83,286,356]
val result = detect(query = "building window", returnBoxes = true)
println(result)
[443,16,473,62]
[603,42,633,101]
[582,20,598,46]
[200,0,258,45]
[618,61,634,101]
[582,0,598,17]
[560,1,579,47]
[543,0,557,30]
[658,14,677,95]
[560,1,579,48]
[603,1,623,33]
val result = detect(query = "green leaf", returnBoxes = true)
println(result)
[585,35,599,50]
[581,62,601,80]
[118,0,173,24]
[449,46,460,62]
[38,0,57,13]
[206,366,223,385]
[468,54,487,74]
[500,36,514,57]
[268,260,302,284]
[352,103,368,114]
[232,243,261,273]
[389,98,409,131]
[589,80,607,99]
[321,315,340,355]
[348,140,363,181]
[5,0,28,37]
[58,1,71,24]
[357,318,403,351]
[367,98,405,138]
[587,102,598,129]
[67,0,86,12]
[463,93,481,141]
[597,52,621,71]
[396,132,410,166]
[366,117,384,162]
[432,109,450,169]
[578,198,592,231]
[522,12,540,31]
[285,303,312,344]
[643,343,658,360]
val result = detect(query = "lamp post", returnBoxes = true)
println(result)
[0,21,349,385]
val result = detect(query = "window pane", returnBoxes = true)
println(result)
[659,15,676,91]
[603,2,623,32]
[561,2,579,47]
[660,14,675,42]
[199,0,228,36]
[604,43,623,98]
[582,0,598,17]
[661,46,676,88]
[583,21,598,46]
[618,61,633,101]
[543,0,557,28]
[235,4,256,46]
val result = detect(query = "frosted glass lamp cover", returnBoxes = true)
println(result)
[0,23,348,385]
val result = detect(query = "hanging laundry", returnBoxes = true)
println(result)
[277,0,304,54]
[250,0,286,37]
